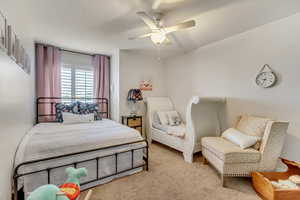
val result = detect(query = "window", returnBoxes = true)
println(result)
[60,51,94,103]
[61,64,94,103]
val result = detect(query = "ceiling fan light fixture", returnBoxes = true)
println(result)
[150,33,166,45]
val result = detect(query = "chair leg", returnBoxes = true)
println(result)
[203,157,208,165]
[221,175,226,187]
[183,152,193,163]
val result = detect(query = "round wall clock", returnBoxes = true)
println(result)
[255,64,277,88]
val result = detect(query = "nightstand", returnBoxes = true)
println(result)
[121,115,142,134]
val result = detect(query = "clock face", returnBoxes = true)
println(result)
[256,72,277,88]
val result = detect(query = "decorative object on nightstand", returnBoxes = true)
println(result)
[122,115,143,134]
[127,88,143,115]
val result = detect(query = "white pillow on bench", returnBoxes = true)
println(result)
[235,115,270,150]
[222,128,261,149]
[166,111,182,126]
[157,111,170,125]
[157,110,182,126]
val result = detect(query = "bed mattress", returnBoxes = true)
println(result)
[14,119,146,196]
[152,122,186,137]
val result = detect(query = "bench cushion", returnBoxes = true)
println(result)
[202,137,261,164]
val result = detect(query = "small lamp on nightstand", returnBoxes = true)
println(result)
[127,89,143,116]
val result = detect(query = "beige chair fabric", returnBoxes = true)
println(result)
[236,115,270,138]
[201,115,289,186]
[202,137,261,164]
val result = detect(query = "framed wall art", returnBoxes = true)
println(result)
[24,53,31,74]
[8,25,19,61]
[0,9,31,75]
[18,45,25,69]
[140,80,153,91]
[0,11,7,51]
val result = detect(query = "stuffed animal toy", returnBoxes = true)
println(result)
[27,167,91,200]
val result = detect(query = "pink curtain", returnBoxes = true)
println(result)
[93,55,110,117]
[36,44,61,120]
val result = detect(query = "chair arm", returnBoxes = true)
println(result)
[259,121,289,170]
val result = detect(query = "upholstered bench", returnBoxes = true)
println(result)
[201,115,289,186]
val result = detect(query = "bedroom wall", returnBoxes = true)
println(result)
[0,2,35,200]
[165,13,300,162]
[119,50,167,134]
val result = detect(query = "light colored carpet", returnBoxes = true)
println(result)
[81,142,260,200]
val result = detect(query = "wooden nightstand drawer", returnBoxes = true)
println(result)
[122,115,143,136]
[128,118,142,127]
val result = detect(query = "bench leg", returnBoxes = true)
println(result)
[221,175,226,187]
[203,157,208,165]
[183,152,193,163]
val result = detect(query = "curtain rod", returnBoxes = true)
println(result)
[35,42,111,58]
[61,49,95,57]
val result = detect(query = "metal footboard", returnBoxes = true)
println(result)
[12,140,149,200]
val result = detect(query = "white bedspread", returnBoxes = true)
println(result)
[16,119,143,164]
[152,122,186,138]
[14,119,146,196]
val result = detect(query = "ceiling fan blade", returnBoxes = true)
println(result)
[128,33,153,40]
[164,20,195,34]
[136,12,158,30]
[152,0,185,10]
[152,0,162,10]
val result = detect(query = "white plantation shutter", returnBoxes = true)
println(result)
[60,51,94,103]
[75,69,93,101]
[61,64,94,103]
[61,67,72,100]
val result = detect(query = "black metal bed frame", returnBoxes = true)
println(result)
[12,97,149,200]
[35,97,110,123]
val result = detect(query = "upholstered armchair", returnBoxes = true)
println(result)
[201,115,289,186]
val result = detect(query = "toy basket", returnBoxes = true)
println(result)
[251,158,300,200]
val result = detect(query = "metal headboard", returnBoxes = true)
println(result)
[36,97,109,123]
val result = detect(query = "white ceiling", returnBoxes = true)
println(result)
[3,0,300,58]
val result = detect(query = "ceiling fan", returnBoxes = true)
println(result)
[152,0,185,10]
[129,11,195,45]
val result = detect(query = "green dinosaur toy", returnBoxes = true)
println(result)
[27,167,88,200]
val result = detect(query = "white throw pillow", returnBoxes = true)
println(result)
[157,111,169,125]
[166,111,182,126]
[62,112,94,124]
[222,128,261,149]
[153,112,161,124]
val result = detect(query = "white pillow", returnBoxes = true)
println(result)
[62,112,94,124]
[222,128,261,149]
[153,112,160,124]
[157,111,169,125]
[166,111,182,126]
